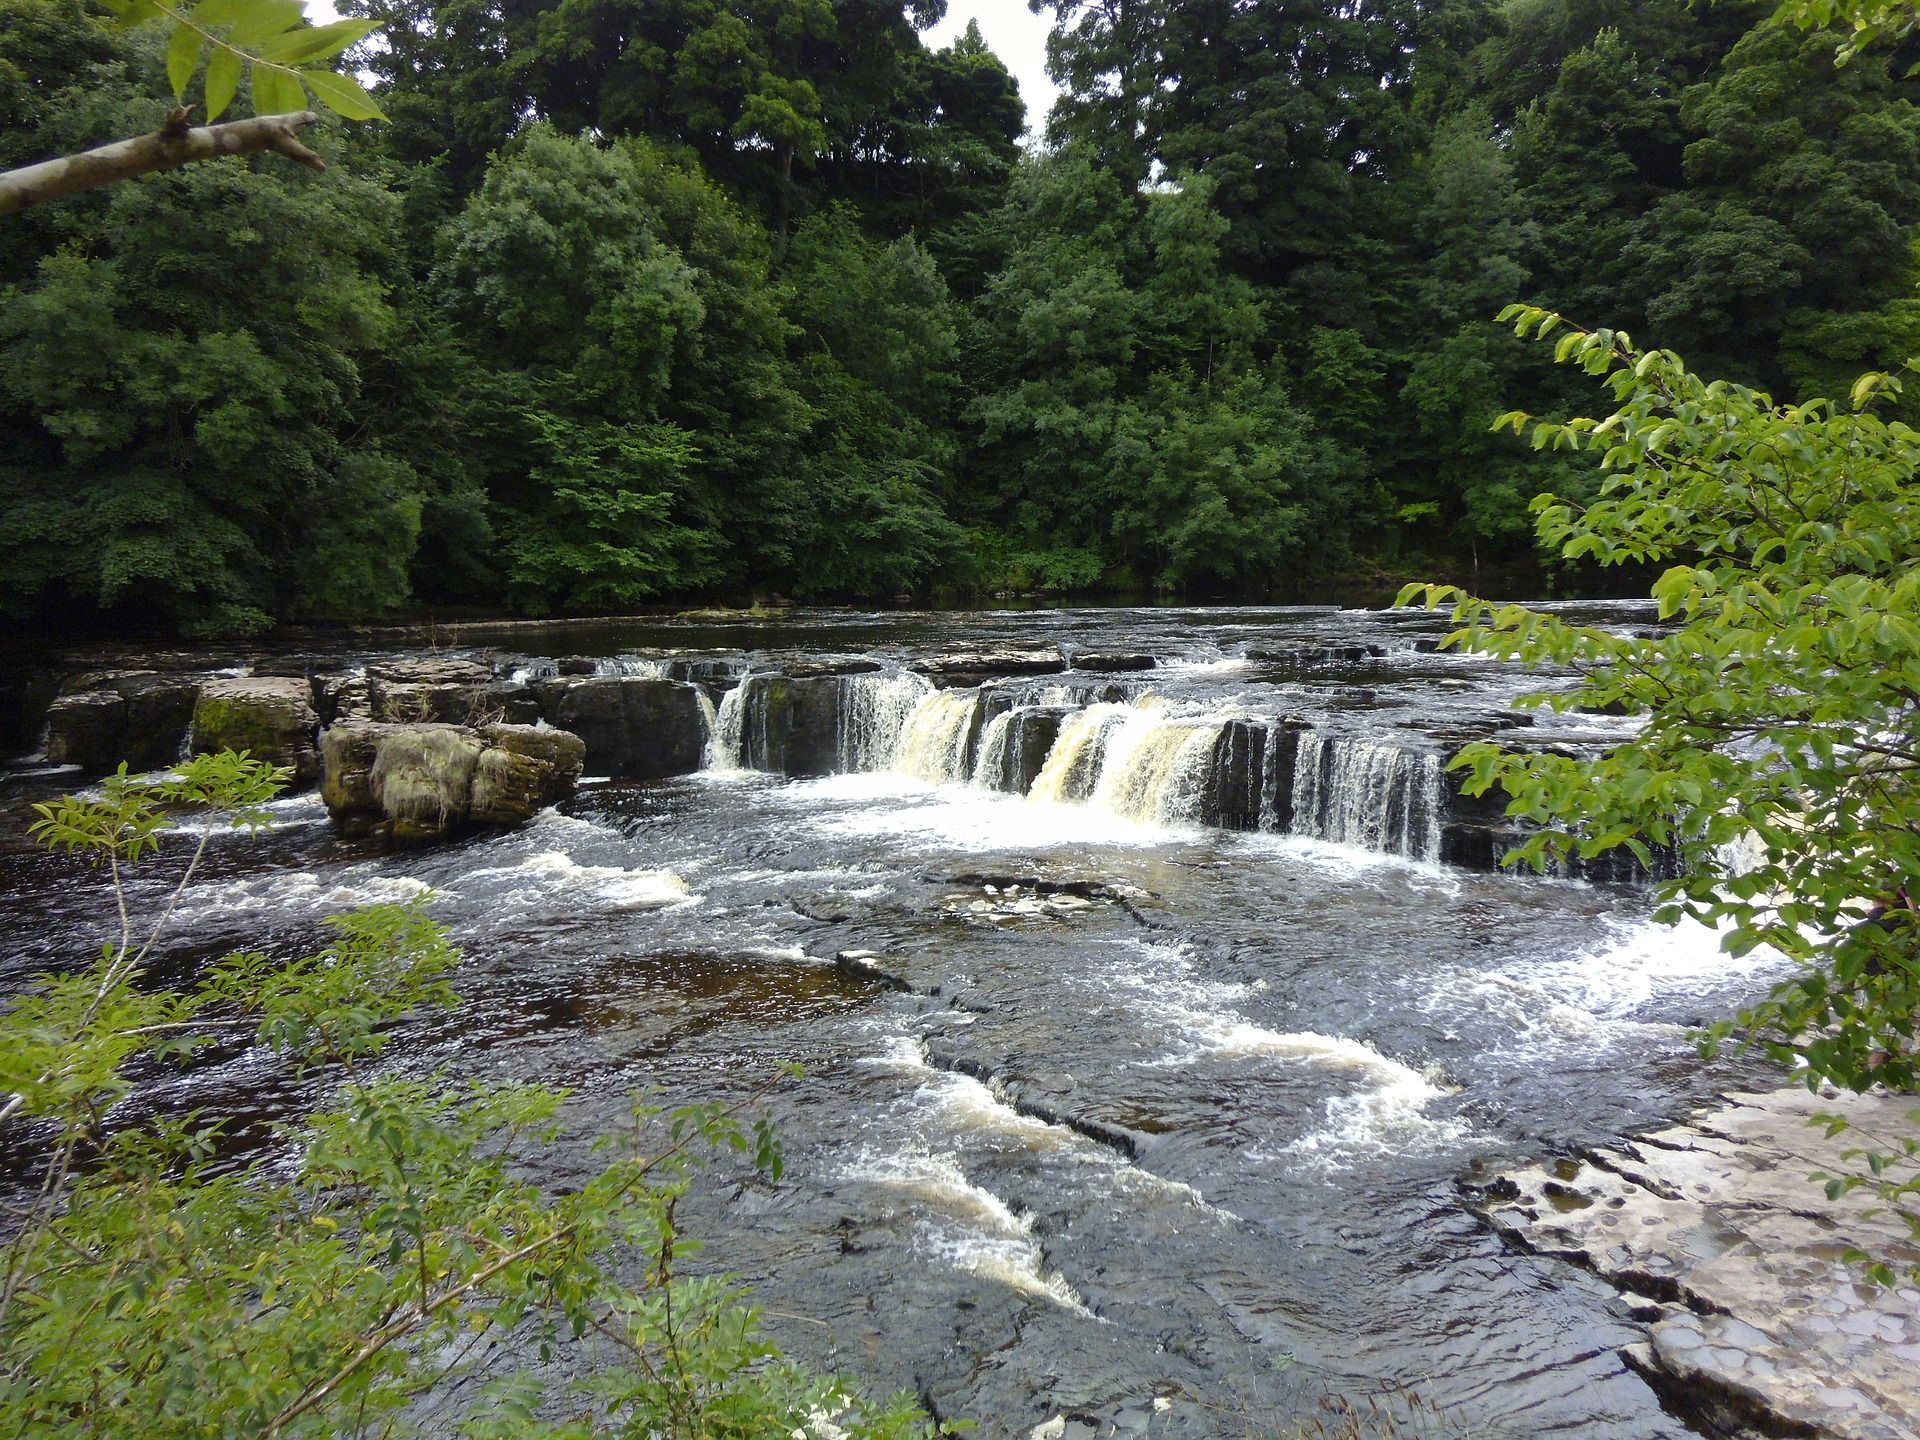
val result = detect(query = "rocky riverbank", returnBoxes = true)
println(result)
[1481,1087,1920,1439]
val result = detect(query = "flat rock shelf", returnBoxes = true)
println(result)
[1484,1087,1920,1440]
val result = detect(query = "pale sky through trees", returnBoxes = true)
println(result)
[308,0,1061,138]
[923,0,1059,137]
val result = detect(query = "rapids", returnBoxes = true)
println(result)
[0,604,1793,1437]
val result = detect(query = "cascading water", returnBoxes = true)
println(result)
[972,712,1015,790]
[1026,704,1132,805]
[1289,732,1445,861]
[1087,715,1226,825]
[595,657,668,678]
[709,682,748,769]
[893,690,983,784]
[837,672,934,771]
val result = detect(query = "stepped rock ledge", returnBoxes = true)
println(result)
[1482,1086,1920,1439]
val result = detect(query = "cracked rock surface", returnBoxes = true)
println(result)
[1485,1087,1920,1439]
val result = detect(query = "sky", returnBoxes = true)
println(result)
[921,0,1060,138]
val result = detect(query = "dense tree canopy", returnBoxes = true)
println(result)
[3,0,1918,633]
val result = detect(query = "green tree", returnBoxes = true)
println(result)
[1,755,952,1435]
[1404,306,1920,1264]
[0,7,416,635]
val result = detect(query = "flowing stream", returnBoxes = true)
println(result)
[0,604,1792,1437]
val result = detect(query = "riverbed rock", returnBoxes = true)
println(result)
[918,649,1067,686]
[1484,1087,1920,1440]
[975,707,1068,794]
[320,720,584,840]
[1,664,62,758]
[532,676,706,778]
[191,676,320,780]
[43,671,201,772]
[727,673,845,776]
[1070,652,1158,673]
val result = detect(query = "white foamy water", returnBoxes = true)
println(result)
[1116,941,1466,1168]
[791,773,1197,851]
[838,1145,1093,1315]
[462,851,696,909]
[178,869,433,918]
[1493,913,1792,1022]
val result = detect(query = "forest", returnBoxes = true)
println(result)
[5,0,1920,634]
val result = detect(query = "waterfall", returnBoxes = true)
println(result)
[973,711,1015,790]
[595,656,666,677]
[693,689,719,764]
[1087,714,1226,825]
[837,671,934,772]
[1027,703,1131,805]
[710,683,747,769]
[893,690,982,784]
[1289,732,1444,861]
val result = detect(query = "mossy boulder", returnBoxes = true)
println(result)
[192,677,320,781]
[320,720,585,842]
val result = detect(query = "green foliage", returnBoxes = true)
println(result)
[1,755,953,1436]
[1402,302,1920,1106]
[98,0,384,121]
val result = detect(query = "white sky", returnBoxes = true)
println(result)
[922,0,1060,139]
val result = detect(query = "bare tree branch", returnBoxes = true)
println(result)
[0,108,325,217]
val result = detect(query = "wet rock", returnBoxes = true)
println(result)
[918,649,1067,686]
[664,656,746,694]
[976,707,1068,795]
[314,673,373,724]
[1246,643,1381,665]
[728,673,845,776]
[1485,1087,1920,1440]
[556,657,598,676]
[367,656,496,687]
[191,676,319,780]
[470,724,587,825]
[778,658,884,679]
[43,671,200,772]
[480,681,541,726]
[0,664,60,758]
[320,720,584,841]
[1071,652,1157,673]
[1200,720,1267,831]
[533,676,706,778]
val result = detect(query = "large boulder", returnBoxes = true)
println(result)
[365,656,498,726]
[725,673,845,776]
[43,671,200,772]
[0,665,61,759]
[532,677,707,778]
[320,721,584,841]
[191,676,320,780]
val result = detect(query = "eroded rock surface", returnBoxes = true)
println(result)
[1485,1087,1920,1439]
[320,721,584,840]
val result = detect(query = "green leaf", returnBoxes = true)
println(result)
[254,18,377,63]
[301,67,386,121]
[252,63,306,115]
[229,0,308,45]
[166,24,202,102]
[204,44,241,120]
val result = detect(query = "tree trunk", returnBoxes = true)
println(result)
[0,109,326,217]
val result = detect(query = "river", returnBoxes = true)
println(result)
[0,603,1792,1437]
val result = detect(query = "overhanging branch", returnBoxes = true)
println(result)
[0,108,325,217]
